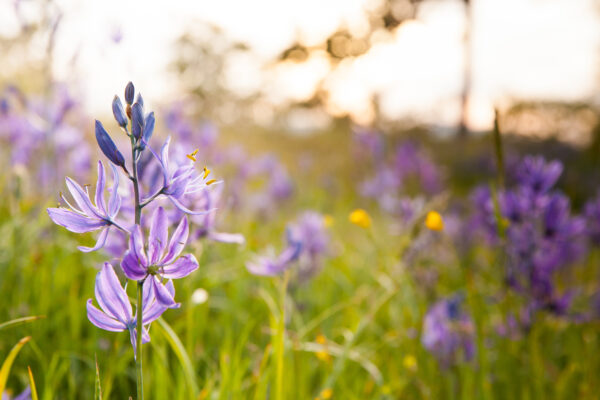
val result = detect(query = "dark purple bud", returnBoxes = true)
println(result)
[124,82,135,105]
[95,120,126,168]
[112,96,127,127]
[140,112,155,149]
[136,93,144,108]
[131,103,145,139]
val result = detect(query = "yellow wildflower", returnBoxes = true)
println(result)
[425,210,444,231]
[349,209,371,229]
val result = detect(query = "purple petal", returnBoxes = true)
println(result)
[168,195,214,216]
[142,281,179,324]
[151,276,178,307]
[95,161,107,215]
[162,216,189,264]
[78,226,110,252]
[121,251,148,280]
[148,207,168,264]
[47,208,107,233]
[108,164,121,218]
[65,176,103,219]
[129,327,150,357]
[129,225,148,267]
[208,231,245,244]
[87,299,127,332]
[160,254,198,279]
[95,263,133,325]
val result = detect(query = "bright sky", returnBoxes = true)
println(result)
[2,0,599,130]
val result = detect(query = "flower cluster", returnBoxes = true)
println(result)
[0,84,91,191]
[471,156,586,317]
[358,139,443,221]
[47,82,227,353]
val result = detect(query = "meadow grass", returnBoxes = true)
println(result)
[1,129,599,399]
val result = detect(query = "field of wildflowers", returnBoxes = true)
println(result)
[0,79,599,400]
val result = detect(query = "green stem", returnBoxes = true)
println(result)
[275,270,289,400]
[131,137,144,400]
[136,280,144,400]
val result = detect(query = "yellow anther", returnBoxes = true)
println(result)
[186,149,198,162]
[203,166,211,179]
[425,210,444,231]
[323,214,334,227]
[319,389,333,399]
[349,208,371,229]
[206,179,217,186]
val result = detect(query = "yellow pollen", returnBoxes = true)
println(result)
[186,149,198,162]
[425,211,444,231]
[323,214,334,227]
[319,389,333,399]
[203,166,211,179]
[349,208,371,229]
[206,179,217,186]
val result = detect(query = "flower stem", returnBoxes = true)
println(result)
[131,137,144,400]
[136,280,144,400]
[275,270,289,400]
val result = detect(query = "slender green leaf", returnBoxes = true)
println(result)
[0,336,31,394]
[155,318,199,398]
[28,366,39,400]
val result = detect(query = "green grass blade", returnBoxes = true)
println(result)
[155,317,199,398]
[94,355,102,400]
[0,336,31,394]
[0,316,45,331]
[28,366,39,400]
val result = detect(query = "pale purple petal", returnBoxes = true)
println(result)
[95,161,107,215]
[108,164,121,218]
[168,195,215,216]
[143,281,179,324]
[87,299,127,332]
[78,226,110,252]
[148,207,168,264]
[162,216,189,264]
[47,208,107,233]
[121,251,148,280]
[160,254,198,279]
[208,231,245,244]
[129,225,148,267]
[151,276,177,307]
[94,263,133,325]
[65,177,103,219]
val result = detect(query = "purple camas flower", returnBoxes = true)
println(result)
[47,161,124,252]
[584,192,600,245]
[288,211,330,281]
[471,156,586,319]
[191,184,245,244]
[144,137,217,214]
[422,295,475,367]
[515,155,562,195]
[246,230,303,276]
[87,263,177,354]
[121,207,198,306]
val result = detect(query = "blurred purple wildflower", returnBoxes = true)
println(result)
[422,295,475,367]
[246,230,303,276]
